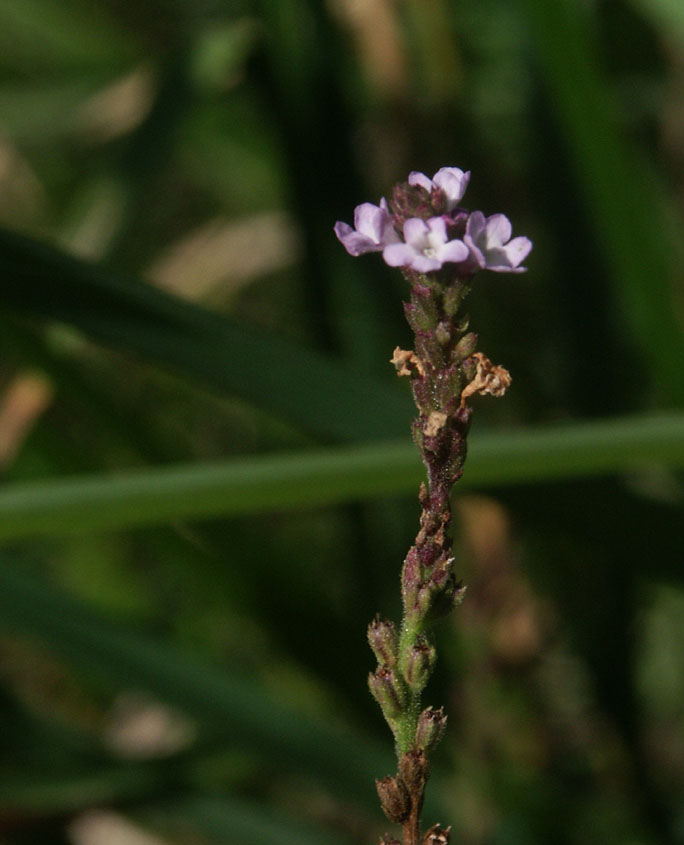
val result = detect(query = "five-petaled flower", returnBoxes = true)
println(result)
[408,167,470,212]
[333,199,400,256]
[383,217,468,273]
[464,211,532,273]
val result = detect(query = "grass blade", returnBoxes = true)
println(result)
[0,413,681,539]
[0,227,412,441]
[0,558,392,805]
[520,0,684,401]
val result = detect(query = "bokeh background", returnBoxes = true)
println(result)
[0,0,683,843]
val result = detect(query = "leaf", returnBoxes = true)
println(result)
[0,558,393,806]
[0,0,133,72]
[627,0,684,45]
[0,769,352,844]
[0,228,412,442]
[520,0,684,402]
[143,794,352,845]
[0,413,681,539]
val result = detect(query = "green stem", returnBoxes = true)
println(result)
[395,617,426,754]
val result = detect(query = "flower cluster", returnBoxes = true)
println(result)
[334,166,531,274]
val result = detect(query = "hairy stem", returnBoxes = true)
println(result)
[403,802,422,845]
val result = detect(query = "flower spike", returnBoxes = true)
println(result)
[334,166,531,843]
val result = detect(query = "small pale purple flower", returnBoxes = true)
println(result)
[334,199,400,256]
[464,211,532,273]
[383,217,469,273]
[408,167,471,211]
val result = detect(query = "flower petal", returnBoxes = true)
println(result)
[438,239,469,264]
[432,167,470,207]
[482,249,526,273]
[353,203,385,241]
[410,254,443,273]
[403,217,430,247]
[383,243,419,267]
[503,236,533,265]
[334,221,381,256]
[465,211,487,242]
[463,239,486,270]
[484,214,512,248]
[408,171,434,192]
[425,217,448,242]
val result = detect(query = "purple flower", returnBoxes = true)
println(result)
[383,217,468,273]
[334,199,400,256]
[464,211,532,273]
[408,167,470,211]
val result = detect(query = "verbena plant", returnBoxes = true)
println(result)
[335,168,531,844]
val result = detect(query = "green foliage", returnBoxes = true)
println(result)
[0,0,682,842]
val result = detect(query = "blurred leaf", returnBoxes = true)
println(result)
[0,558,393,806]
[0,766,164,814]
[0,0,134,72]
[520,0,684,402]
[1,768,351,844]
[144,794,351,845]
[0,79,117,140]
[0,228,412,441]
[627,0,684,44]
[0,413,681,538]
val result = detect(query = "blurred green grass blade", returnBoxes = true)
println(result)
[466,412,684,483]
[0,79,118,140]
[0,0,134,71]
[628,0,684,44]
[0,559,392,805]
[0,228,412,441]
[0,766,165,814]
[0,441,418,539]
[1,772,349,844]
[0,413,681,539]
[520,0,684,401]
[145,795,351,845]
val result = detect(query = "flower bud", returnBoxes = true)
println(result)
[452,331,478,362]
[415,706,447,753]
[401,636,436,692]
[391,181,432,226]
[376,775,410,823]
[422,824,451,844]
[399,748,430,796]
[423,576,466,623]
[368,616,399,668]
[404,285,439,331]
[435,321,451,346]
[411,555,465,624]
[411,377,436,413]
[435,363,463,410]
[443,281,469,317]
[368,667,407,719]
[415,330,446,371]
[402,547,422,610]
